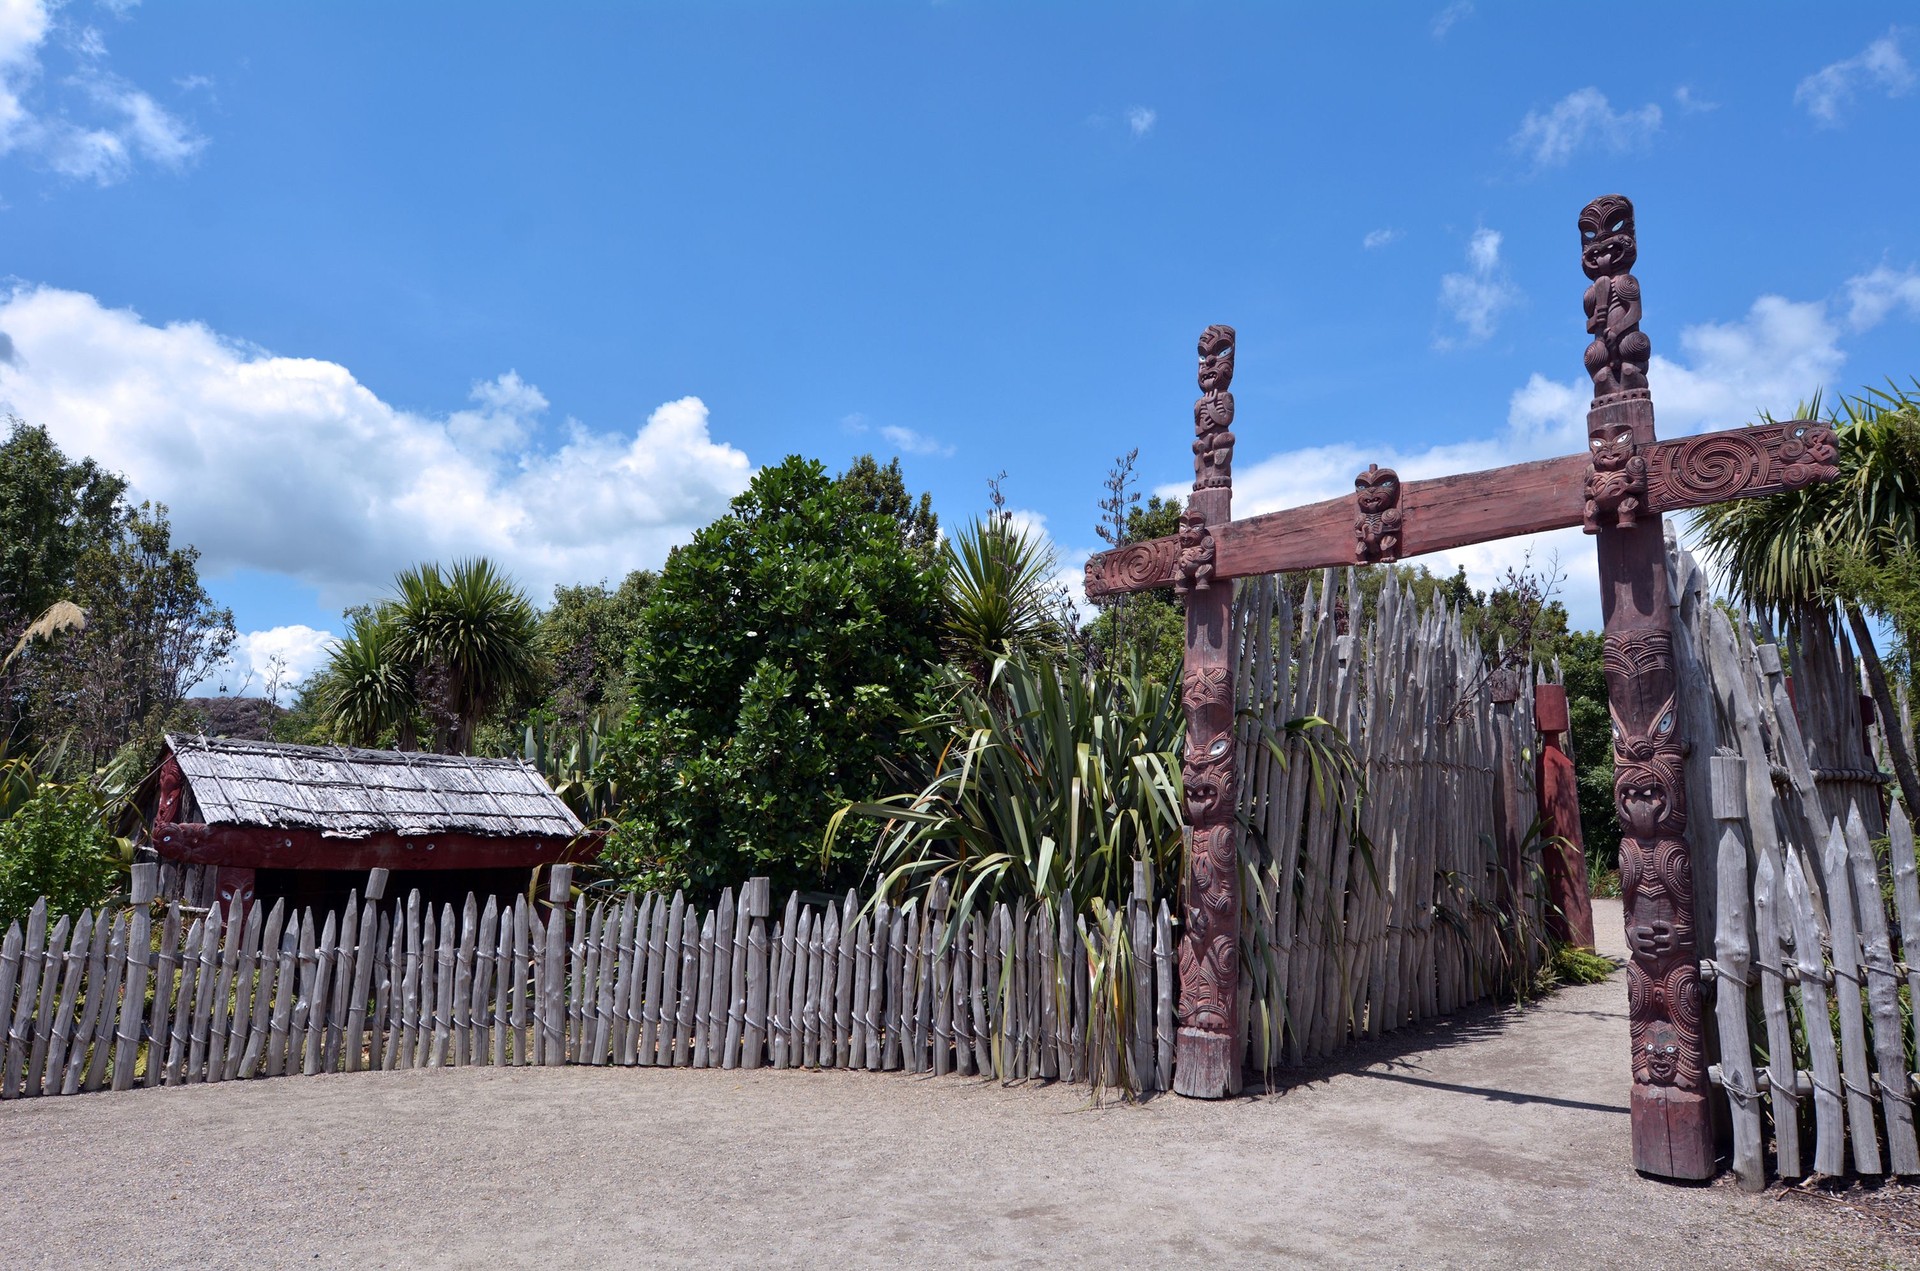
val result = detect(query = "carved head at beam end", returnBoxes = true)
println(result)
[1579,194,1637,280]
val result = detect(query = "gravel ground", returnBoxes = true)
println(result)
[3,900,1914,1270]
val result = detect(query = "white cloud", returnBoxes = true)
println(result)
[1362,228,1402,250]
[1436,227,1517,346]
[841,411,954,458]
[1126,106,1156,137]
[0,0,202,185]
[1843,263,1920,330]
[1511,87,1661,167]
[878,424,954,458]
[1673,85,1718,113]
[207,624,336,697]
[1796,31,1913,125]
[1430,1,1473,39]
[0,284,755,608]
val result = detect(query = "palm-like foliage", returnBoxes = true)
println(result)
[940,516,1066,675]
[314,558,541,755]
[391,558,543,755]
[315,610,416,748]
[1692,382,1920,811]
[1692,389,1920,613]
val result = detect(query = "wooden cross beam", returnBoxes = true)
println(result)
[1084,420,1837,600]
[1087,194,1840,1183]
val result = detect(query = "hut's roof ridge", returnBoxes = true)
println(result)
[164,733,583,840]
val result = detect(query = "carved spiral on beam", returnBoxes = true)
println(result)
[1665,432,1767,502]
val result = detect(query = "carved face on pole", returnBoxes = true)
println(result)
[1589,419,1637,471]
[1579,194,1638,280]
[1196,325,1236,395]
[1354,464,1399,516]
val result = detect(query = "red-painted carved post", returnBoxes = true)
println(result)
[1578,194,1712,1178]
[1173,324,1240,1099]
[1533,683,1596,950]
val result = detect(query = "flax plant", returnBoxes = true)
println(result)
[827,652,1185,938]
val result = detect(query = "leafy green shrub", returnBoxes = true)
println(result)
[0,781,118,927]
[602,456,943,898]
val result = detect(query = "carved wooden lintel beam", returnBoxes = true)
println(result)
[1083,419,1835,600]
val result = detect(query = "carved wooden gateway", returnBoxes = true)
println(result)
[1082,194,1840,1179]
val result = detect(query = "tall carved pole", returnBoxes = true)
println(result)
[1174,324,1239,1098]
[1579,195,1713,1178]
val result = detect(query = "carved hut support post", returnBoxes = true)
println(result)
[1579,194,1713,1179]
[1173,324,1239,1098]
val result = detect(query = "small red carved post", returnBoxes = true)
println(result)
[1533,682,1596,949]
[1577,194,1712,1178]
[1174,324,1240,1099]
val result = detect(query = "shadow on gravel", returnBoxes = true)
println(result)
[1347,1069,1628,1115]
[1224,972,1626,1109]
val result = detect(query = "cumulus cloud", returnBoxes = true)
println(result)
[205,624,337,696]
[0,285,755,608]
[1436,227,1518,346]
[1796,31,1913,125]
[1511,87,1661,168]
[1126,106,1156,137]
[1362,228,1402,250]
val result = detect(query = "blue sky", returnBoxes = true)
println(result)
[1,2,1916,689]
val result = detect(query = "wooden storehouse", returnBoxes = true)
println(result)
[141,734,592,914]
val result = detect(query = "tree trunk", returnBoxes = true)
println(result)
[1844,602,1920,816]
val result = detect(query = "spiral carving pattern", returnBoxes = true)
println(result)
[1666,432,1766,502]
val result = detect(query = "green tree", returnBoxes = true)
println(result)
[604,455,943,897]
[1084,493,1185,680]
[1694,387,1920,814]
[1558,631,1621,872]
[46,504,234,769]
[0,419,126,627]
[539,570,656,728]
[0,420,127,751]
[835,454,940,565]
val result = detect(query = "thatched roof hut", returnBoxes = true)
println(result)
[144,735,591,912]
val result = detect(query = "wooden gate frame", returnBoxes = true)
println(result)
[1082,194,1841,1179]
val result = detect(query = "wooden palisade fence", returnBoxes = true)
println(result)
[1,572,1546,1104]
[1234,567,1544,1077]
[1,866,1183,1098]
[1671,531,1920,1187]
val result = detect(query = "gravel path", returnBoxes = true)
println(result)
[3,900,1913,1269]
